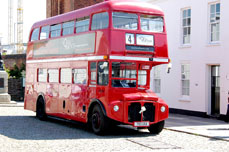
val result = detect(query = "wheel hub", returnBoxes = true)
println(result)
[92,112,100,129]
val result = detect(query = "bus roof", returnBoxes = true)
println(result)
[32,0,163,29]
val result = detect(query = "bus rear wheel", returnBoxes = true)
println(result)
[91,105,108,135]
[147,120,164,134]
[36,97,47,120]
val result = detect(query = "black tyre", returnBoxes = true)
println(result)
[91,105,108,135]
[147,120,165,134]
[36,97,47,120]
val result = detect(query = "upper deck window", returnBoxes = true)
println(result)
[31,28,39,41]
[140,15,164,33]
[63,21,75,36]
[51,24,61,38]
[91,12,109,30]
[40,26,50,40]
[112,12,138,30]
[76,17,89,33]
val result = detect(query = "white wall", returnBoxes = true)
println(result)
[150,0,229,115]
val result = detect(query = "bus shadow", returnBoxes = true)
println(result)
[0,116,153,140]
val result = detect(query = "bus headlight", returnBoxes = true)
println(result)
[160,106,166,113]
[114,105,119,112]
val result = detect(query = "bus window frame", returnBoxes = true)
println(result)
[40,25,50,40]
[91,11,109,31]
[111,61,138,88]
[112,11,139,31]
[76,16,90,33]
[140,14,165,33]
[30,27,40,42]
[89,62,97,85]
[62,20,75,36]
[47,68,59,83]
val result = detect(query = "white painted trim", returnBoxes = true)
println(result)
[110,56,149,61]
[152,58,169,62]
[26,56,104,63]
[26,56,169,63]
[110,56,169,62]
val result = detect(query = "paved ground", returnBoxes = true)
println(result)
[165,114,229,141]
[0,103,228,152]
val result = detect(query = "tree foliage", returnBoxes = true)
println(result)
[6,63,26,79]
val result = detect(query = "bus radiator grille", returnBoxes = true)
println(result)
[143,103,155,122]
[128,103,141,122]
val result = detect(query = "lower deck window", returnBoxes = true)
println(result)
[38,68,47,82]
[48,69,59,83]
[73,69,87,84]
[60,68,72,83]
[138,70,147,86]
[97,62,109,85]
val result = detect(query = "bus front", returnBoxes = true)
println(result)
[107,2,169,134]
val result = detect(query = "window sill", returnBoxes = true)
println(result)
[179,96,191,102]
[206,42,220,47]
[179,44,191,49]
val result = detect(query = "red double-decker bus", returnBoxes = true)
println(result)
[25,0,169,135]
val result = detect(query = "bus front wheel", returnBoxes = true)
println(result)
[36,97,47,120]
[91,105,108,135]
[147,120,165,134]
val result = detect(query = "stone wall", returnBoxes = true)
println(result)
[2,54,26,70]
[46,0,103,18]
[8,78,24,101]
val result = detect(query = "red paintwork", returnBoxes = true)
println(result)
[24,0,169,127]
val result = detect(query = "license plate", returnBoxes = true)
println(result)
[134,121,150,127]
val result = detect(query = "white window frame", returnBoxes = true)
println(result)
[209,2,220,43]
[181,64,190,97]
[181,8,191,45]
[153,66,161,94]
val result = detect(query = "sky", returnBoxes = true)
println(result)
[0,0,46,45]
[0,0,151,45]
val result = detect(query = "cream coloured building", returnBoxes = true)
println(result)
[149,0,229,118]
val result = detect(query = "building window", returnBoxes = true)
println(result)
[181,64,190,96]
[209,3,220,42]
[182,8,191,44]
[153,66,161,93]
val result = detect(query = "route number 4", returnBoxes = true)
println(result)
[126,33,135,45]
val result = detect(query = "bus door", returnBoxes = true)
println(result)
[88,61,109,101]
[88,62,97,100]
[96,61,109,100]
